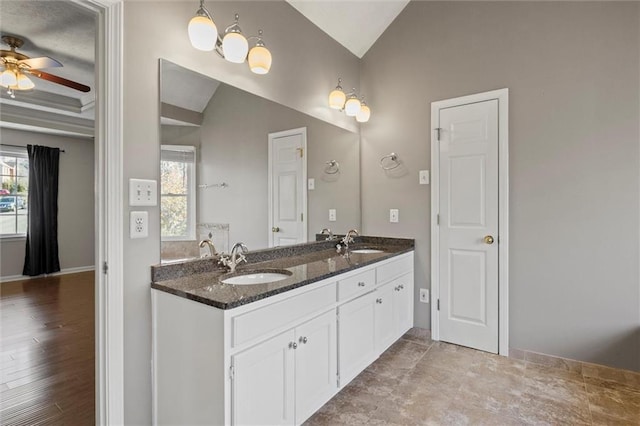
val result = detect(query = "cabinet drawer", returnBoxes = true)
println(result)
[377,253,413,284]
[337,269,376,302]
[232,283,336,348]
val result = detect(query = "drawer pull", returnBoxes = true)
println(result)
[357,282,366,287]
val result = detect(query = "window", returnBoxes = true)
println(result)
[0,146,29,238]
[160,145,196,241]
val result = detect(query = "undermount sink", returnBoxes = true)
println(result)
[221,270,292,285]
[351,248,385,254]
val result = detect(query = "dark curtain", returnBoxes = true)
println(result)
[23,145,61,276]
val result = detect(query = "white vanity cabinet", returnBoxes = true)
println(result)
[152,250,413,426]
[231,310,336,426]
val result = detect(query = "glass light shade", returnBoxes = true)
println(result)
[329,89,346,110]
[188,15,218,51]
[0,69,17,87]
[16,73,34,90]
[248,45,272,74]
[344,97,361,116]
[222,32,249,63]
[356,104,371,123]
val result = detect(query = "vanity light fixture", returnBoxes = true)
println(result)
[187,1,272,74]
[328,78,371,123]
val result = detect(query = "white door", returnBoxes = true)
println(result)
[374,281,395,354]
[437,99,499,353]
[268,128,307,247]
[337,291,377,387]
[294,311,337,425]
[231,330,295,426]
[392,272,414,337]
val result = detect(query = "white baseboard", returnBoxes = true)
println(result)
[0,265,95,283]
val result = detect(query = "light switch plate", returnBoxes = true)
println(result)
[390,209,399,223]
[329,209,337,222]
[308,178,315,190]
[129,178,157,206]
[130,211,148,239]
[419,170,430,185]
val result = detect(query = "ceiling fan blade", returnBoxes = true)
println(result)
[26,70,90,93]
[19,56,63,69]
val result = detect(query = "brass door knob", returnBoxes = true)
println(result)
[272,227,280,232]
[484,235,495,245]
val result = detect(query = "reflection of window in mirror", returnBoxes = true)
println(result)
[160,145,196,241]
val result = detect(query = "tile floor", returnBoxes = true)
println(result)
[305,329,640,425]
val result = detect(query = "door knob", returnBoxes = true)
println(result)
[484,235,495,245]
[272,227,280,232]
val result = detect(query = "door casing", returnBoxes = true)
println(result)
[430,88,509,356]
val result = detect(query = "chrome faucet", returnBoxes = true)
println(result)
[336,229,359,252]
[199,239,217,258]
[342,229,359,247]
[320,228,335,241]
[219,242,249,273]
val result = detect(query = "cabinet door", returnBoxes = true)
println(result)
[338,291,377,387]
[374,281,396,353]
[232,330,295,426]
[294,310,337,424]
[393,272,414,337]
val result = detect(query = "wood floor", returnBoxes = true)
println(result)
[0,271,95,425]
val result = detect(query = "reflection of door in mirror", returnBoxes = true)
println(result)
[269,128,307,247]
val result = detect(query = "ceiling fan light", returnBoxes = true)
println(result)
[188,15,218,51]
[356,104,371,123]
[16,73,34,90]
[0,69,17,87]
[248,45,272,75]
[223,31,248,63]
[344,94,361,117]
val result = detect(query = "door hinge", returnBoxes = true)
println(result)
[337,373,340,387]
[436,214,440,226]
[102,261,108,274]
[229,365,235,381]
[301,213,304,221]
[297,147,304,158]
[437,299,440,311]
[435,128,442,141]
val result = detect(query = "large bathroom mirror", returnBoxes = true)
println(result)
[159,59,360,261]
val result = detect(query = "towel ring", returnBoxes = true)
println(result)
[198,182,228,189]
[380,153,400,171]
[324,160,340,175]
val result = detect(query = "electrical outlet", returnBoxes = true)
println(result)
[419,170,430,185]
[308,178,315,190]
[390,209,399,223]
[129,178,157,206]
[329,209,337,222]
[419,288,429,303]
[130,211,148,239]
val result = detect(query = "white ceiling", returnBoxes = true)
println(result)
[286,0,409,58]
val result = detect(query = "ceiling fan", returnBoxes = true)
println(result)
[0,35,90,98]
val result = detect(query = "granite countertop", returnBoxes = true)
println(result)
[151,236,414,310]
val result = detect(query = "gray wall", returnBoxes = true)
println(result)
[0,129,94,279]
[199,84,360,249]
[360,1,640,371]
[123,2,359,423]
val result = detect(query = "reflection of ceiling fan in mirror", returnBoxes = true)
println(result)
[0,35,90,99]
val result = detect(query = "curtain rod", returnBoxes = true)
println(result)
[1,144,66,153]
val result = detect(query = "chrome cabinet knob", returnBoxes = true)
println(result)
[299,336,308,344]
[272,227,280,232]
[399,284,404,290]
[394,286,400,292]
[376,298,383,304]
[484,235,494,244]
[357,282,365,287]
[289,342,298,349]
